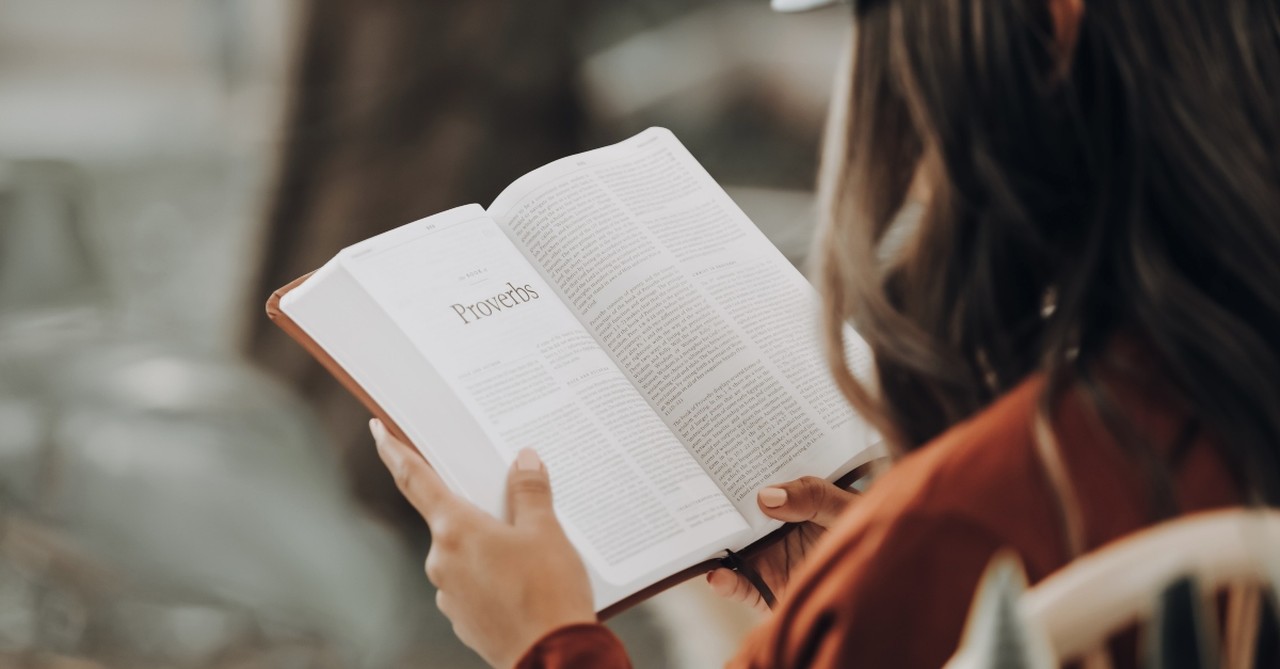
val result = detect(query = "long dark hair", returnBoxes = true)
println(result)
[818,0,1280,507]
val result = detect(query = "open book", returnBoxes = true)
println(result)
[266,127,883,617]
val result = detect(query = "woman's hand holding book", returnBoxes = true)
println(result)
[706,478,861,612]
[370,419,596,668]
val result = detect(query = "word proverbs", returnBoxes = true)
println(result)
[450,282,541,325]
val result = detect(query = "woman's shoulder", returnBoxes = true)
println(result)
[831,374,1073,575]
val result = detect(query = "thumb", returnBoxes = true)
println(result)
[505,448,556,527]
[757,476,859,528]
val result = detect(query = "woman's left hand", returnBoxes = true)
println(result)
[370,419,596,668]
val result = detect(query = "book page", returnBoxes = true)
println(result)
[489,129,880,532]
[297,204,749,606]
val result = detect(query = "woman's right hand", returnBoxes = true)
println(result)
[706,477,859,612]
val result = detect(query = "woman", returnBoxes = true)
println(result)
[370,0,1280,666]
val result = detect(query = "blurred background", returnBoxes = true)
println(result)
[0,1,846,666]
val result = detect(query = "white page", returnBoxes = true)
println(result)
[285,204,749,610]
[489,129,881,535]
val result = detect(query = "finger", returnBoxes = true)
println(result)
[707,568,741,598]
[371,418,453,524]
[706,568,767,612]
[757,476,859,528]
[424,552,443,587]
[505,448,556,528]
[435,589,454,618]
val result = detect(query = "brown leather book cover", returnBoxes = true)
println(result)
[266,273,871,619]
[266,272,416,449]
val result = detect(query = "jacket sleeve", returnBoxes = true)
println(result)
[515,623,633,669]
[729,513,1007,669]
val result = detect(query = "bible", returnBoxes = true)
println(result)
[265,127,883,617]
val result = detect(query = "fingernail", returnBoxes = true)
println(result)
[516,448,541,472]
[370,419,403,472]
[759,487,788,508]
